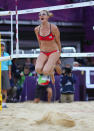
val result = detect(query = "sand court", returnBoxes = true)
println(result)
[34,111,75,127]
[0,101,94,131]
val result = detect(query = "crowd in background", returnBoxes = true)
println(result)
[8,58,37,103]
[4,58,94,102]
[7,57,94,103]
[8,58,75,103]
[1,41,94,107]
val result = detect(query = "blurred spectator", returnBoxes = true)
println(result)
[24,58,32,67]
[90,61,94,66]
[16,66,33,101]
[7,78,17,103]
[31,58,37,66]
[73,61,80,67]
[34,74,52,103]
[31,58,37,74]
[84,58,94,66]
[11,58,20,82]
[24,58,37,73]
[65,63,72,68]
[60,65,76,103]
[9,59,21,102]
[11,59,17,75]
[1,42,12,108]
[75,58,87,66]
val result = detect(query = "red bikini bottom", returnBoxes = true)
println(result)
[40,50,59,57]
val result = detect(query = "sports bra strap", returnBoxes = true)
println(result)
[50,24,51,34]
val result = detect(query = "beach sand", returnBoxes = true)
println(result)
[0,101,94,131]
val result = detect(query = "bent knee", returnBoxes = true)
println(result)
[35,67,42,74]
[43,69,51,75]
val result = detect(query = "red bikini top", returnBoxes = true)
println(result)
[38,24,55,41]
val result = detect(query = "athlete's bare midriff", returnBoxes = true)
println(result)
[40,40,59,52]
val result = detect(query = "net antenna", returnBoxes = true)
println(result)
[0,1,94,61]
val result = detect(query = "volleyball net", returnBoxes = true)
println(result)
[0,1,94,61]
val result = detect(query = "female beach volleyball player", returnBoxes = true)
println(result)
[34,10,61,84]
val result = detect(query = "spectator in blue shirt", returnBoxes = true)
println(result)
[1,42,12,108]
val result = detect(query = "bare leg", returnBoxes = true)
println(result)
[43,52,60,83]
[35,53,48,74]
[2,89,7,103]
[47,88,52,102]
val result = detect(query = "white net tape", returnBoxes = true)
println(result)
[0,1,94,16]
[1,52,94,62]
[0,1,94,61]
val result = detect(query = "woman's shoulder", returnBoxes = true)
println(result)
[51,23,59,32]
[34,25,40,32]
[51,23,58,29]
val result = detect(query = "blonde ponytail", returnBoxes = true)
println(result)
[48,12,53,18]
